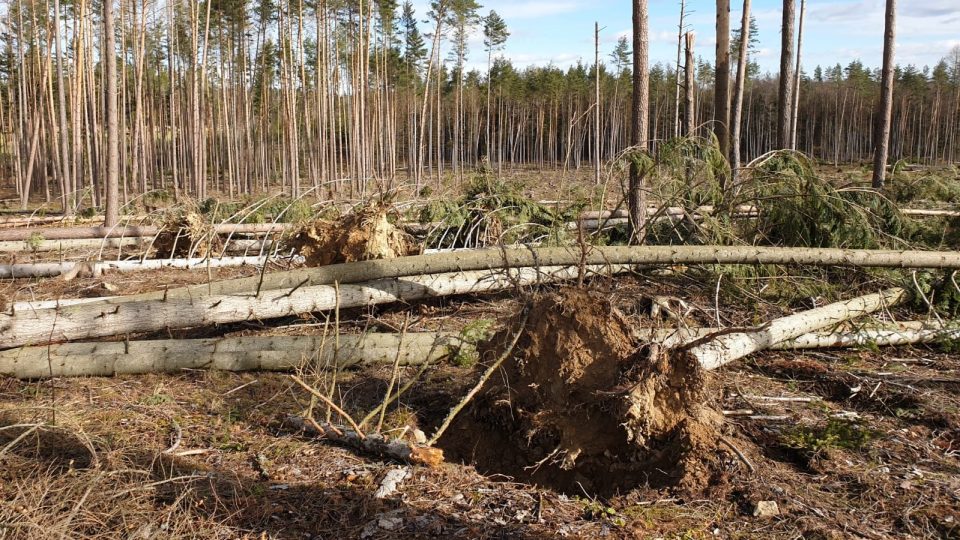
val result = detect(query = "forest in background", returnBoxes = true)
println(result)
[0,0,959,213]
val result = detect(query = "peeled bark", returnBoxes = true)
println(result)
[0,265,630,349]
[0,332,457,379]
[687,287,907,370]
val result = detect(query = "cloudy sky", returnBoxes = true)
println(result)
[411,0,960,74]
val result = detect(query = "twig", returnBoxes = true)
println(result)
[428,308,530,445]
[719,436,755,473]
[290,375,365,439]
[162,416,183,455]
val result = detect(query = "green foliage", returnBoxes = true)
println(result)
[26,232,44,252]
[909,271,960,318]
[888,169,960,205]
[654,135,727,208]
[419,173,575,249]
[453,318,495,367]
[781,419,875,455]
[739,151,903,249]
[199,196,314,224]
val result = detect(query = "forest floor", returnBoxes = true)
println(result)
[1,269,959,539]
[1,162,960,539]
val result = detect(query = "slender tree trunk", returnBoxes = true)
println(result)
[872,0,897,189]
[684,32,696,137]
[790,0,806,150]
[777,0,795,149]
[628,0,650,243]
[104,0,119,227]
[729,0,751,186]
[673,0,686,139]
[714,0,731,160]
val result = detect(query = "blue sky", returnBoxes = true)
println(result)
[412,0,960,75]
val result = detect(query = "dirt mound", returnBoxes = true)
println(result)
[439,288,725,496]
[154,211,221,259]
[287,204,414,267]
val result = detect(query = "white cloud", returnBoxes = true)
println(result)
[498,1,581,20]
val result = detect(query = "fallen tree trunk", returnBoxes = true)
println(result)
[58,245,960,310]
[0,223,290,242]
[0,256,268,279]
[0,332,458,379]
[0,237,271,254]
[684,287,909,371]
[581,206,960,220]
[0,264,629,349]
[4,321,954,379]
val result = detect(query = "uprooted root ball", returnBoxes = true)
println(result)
[287,203,415,267]
[153,211,221,259]
[439,288,727,497]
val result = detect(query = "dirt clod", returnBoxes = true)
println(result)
[287,203,414,267]
[440,288,725,496]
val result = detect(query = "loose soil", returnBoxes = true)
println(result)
[287,203,413,267]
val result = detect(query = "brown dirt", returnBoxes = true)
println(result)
[439,288,725,497]
[287,203,414,267]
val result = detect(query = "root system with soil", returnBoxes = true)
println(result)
[438,288,728,497]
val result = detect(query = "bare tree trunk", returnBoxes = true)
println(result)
[104,0,119,227]
[729,0,752,186]
[673,0,686,139]
[594,22,601,185]
[628,0,650,243]
[777,0,795,149]
[872,0,897,189]
[790,0,806,150]
[714,0,731,160]
[684,32,696,137]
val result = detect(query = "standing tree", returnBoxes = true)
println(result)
[482,10,508,164]
[872,0,897,189]
[790,0,806,150]
[729,0,752,186]
[448,0,481,182]
[684,32,696,137]
[714,0,731,160]
[629,0,649,244]
[104,0,119,227]
[777,0,795,149]
[673,0,687,139]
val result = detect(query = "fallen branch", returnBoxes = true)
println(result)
[284,415,444,467]
[0,264,630,349]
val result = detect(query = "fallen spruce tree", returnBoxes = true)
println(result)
[438,286,911,495]
[1,321,955,379]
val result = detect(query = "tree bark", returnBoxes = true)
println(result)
[684,32,696,137]
[688,288,907,371]
[790,0,806,150]
[729,0,752,186]
[872,0,897,189]
[714,0,731,159]
[104,0,120,227]
[46,245,960,315]
[0,265,632,349]
[628,0,650,243]
[0,223,290,242]
[0,332,457,379]
[777,0,796,149]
